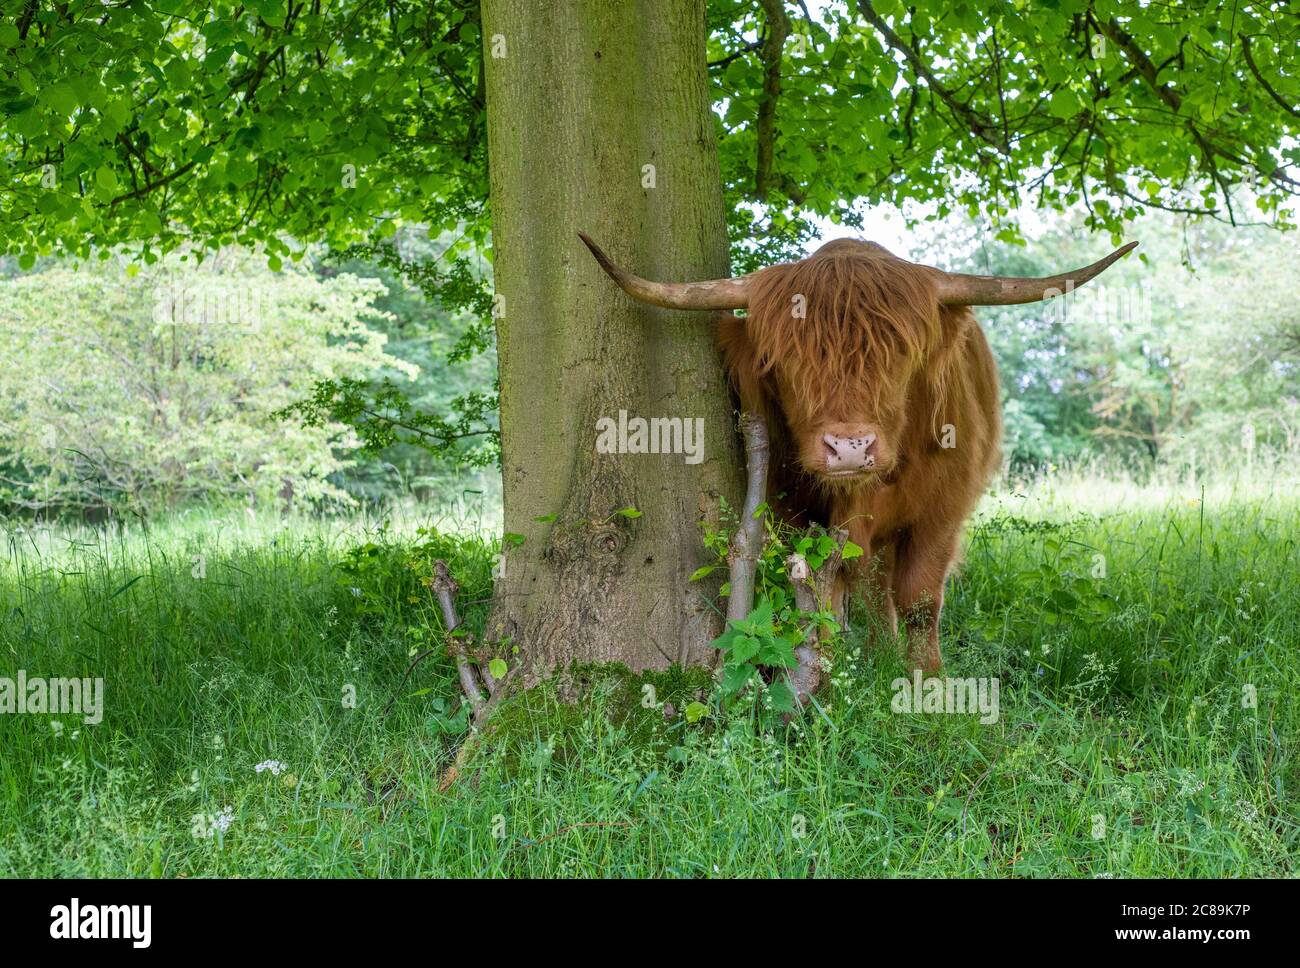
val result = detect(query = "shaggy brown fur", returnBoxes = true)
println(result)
[718,239,1002,673]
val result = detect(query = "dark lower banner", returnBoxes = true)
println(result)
[0,878,1282,953]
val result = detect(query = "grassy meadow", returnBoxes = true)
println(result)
[0,470,1296,877]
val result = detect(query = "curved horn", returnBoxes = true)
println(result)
[578,232,751,310]
[935,241,1139,306]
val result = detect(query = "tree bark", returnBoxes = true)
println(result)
[481,0,742,677]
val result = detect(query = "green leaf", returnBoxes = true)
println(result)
[767,680,797,714]
[841,540,864,560]
[488,657,507,679]
[709,623,743,653]
[684,701,708,723]
[739,598,774,635]
[44,82,79,116]
[720,663,755,697]
[724,633,760,665]
[756,635,798,669]
[612,507,642,519]
[688,564,718,582]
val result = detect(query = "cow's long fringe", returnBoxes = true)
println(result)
[741,241,969,436]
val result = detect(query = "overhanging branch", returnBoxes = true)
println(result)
[855,0,1009,154]
[755,0,791,200]
[1241,34,1300,122]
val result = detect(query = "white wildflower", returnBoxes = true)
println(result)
[212,805,235,833]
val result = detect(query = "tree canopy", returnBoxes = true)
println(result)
[4,0,1296,270]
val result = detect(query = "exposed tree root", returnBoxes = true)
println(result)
[427,559,513,791]
[431,560,490,712]
[435,678,514,792]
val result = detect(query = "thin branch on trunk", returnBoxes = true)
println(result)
[477,658,499,695]
[784,527,848,709]
[436,675,513,792]
[726,412,771,629]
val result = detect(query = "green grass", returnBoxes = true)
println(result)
[0,474,1296,877]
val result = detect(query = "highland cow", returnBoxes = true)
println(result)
[580,232,1136,673]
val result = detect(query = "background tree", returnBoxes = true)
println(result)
[0,249,411,512]
[2,0,1297,671]
[307,225,501,507]
[928,211,1300,473]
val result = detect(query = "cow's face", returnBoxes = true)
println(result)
[771,368,907,486]
[746,240,940,487]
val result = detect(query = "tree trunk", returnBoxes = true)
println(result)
[481,0,741,678]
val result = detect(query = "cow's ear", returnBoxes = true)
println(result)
[926,306,977,382]
[717,313,771,415]
[936,304,978,345]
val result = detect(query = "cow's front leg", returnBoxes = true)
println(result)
[890,526,960,675]
[829,507,895,640]
[833,537,896,640]
[829,509,860,621]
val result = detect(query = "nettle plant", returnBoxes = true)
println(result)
[696,500,861,729]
